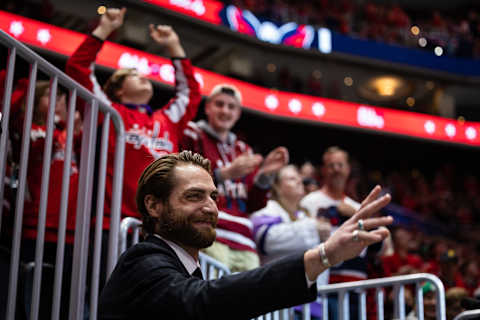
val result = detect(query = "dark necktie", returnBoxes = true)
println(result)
[192,267,204,280]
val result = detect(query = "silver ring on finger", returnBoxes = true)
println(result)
[357,219,364,231]
[352,230,360,242]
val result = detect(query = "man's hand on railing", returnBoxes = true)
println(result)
[304,185,393,281]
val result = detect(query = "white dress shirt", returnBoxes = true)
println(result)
[153,234,202,277]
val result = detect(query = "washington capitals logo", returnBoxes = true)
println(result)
[280,23,315,48]
[225,5,256,36]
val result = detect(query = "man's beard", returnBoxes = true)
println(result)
[329,175,347,191]
[157,203,217,249]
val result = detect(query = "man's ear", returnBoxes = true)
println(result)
[115,88,124,103]
[144,194,163,218]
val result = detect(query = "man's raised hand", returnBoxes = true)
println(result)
[93,7,126,40]
[149,24,186,57]
[257,147,289,176]
[323,185,393,266]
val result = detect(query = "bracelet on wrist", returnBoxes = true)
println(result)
[318,242,331,268]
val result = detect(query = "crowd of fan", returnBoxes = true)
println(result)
[228,0,480,59]
[298,159,480,318]
[300,159,480,235]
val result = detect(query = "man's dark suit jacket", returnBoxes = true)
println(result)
[98,235,317,320]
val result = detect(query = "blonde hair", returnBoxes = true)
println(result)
[103,68,137,103]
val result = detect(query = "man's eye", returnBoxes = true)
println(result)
[211,193,218,201]
[187,193,202,200]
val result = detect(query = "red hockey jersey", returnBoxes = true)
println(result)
[0,70,80,244]
[181,120,268,253]
[22,124,80,243]
[66,35,201,228]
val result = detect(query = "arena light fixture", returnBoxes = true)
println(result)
[97,6,106,15]
[358,75,412,102]
[418,37,427,47]
[410,25,420,36]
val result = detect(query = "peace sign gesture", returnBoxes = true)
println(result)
[322,185,393,267]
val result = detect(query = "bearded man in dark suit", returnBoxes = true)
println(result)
[98,151,393,320]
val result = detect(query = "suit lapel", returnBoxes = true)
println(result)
[145,235,191,277]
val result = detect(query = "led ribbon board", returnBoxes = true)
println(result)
[140,0,330,52]
[1,10,479,147]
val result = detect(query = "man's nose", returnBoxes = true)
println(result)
[203,198,218,215]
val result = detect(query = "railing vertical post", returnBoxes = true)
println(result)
[69,100,98,320]
[30,76,59,320]
[393,285,406,320]
[416,282,424,320]
[435,281,446,320]
[376,289,384,320]
[90,113,111,320]
[338,291,349,320]
[51,88,77,320]
[359,290,367,320]
[301,303,310,320]
[106,131,125,275]
[6,61,37,320]
[0,47,16,226]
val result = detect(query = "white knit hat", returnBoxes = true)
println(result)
[208,84,242,105]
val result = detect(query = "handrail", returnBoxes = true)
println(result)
[0,29,126,320]
[317,273,446,320]
[453,310,480,320]
[0,30,124,132]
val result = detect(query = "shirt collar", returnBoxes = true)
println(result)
[124,103,153,116]
[153,234,200,275]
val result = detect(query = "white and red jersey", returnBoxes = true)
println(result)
[181,120,268,253]
[66,35,201,228]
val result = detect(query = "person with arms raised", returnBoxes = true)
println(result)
[65,7,201,263]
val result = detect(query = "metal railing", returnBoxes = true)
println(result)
[0,30,125,320]
[118,217,447,320]
[454,310,480,320]
[317,273,446,320]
